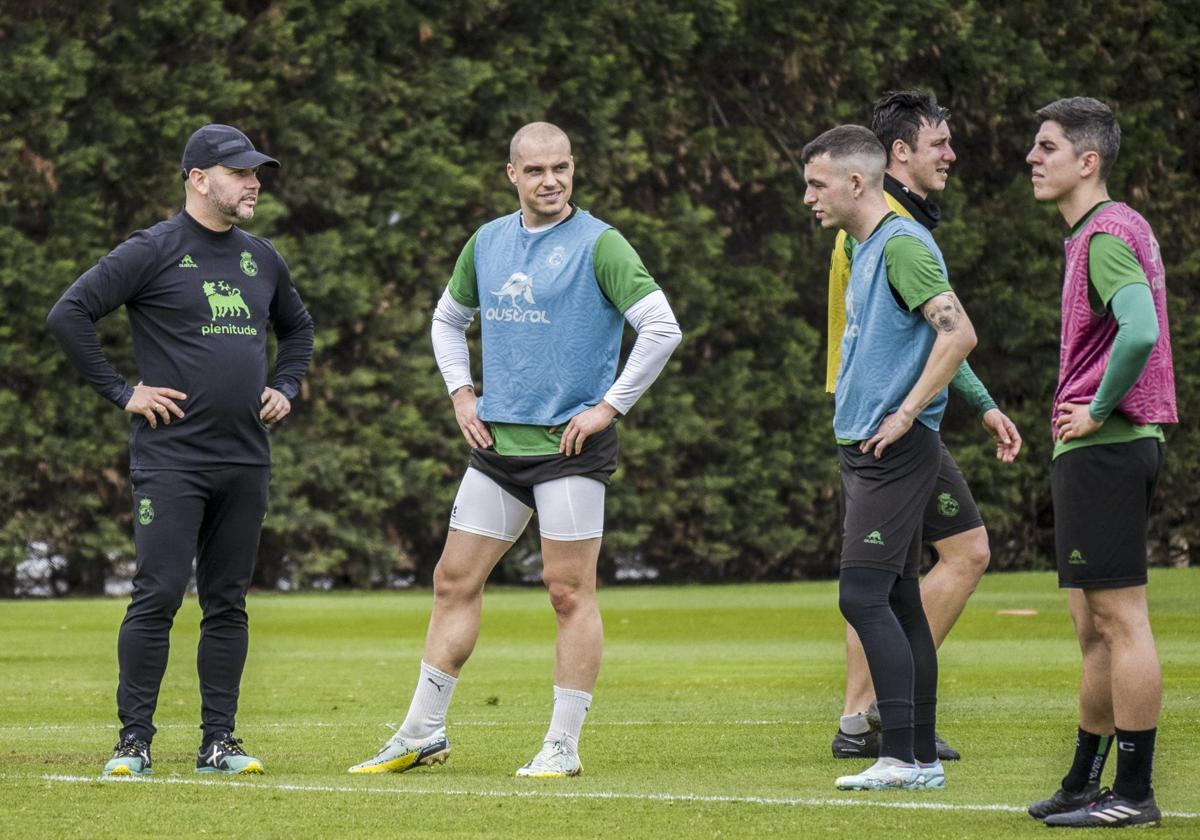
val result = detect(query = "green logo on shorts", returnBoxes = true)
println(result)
[864,530,885,546]
[138,498,155,526]
[1068,549,1086,565]
[937,492,960,518]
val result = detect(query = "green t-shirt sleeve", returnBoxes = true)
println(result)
[447,231,480,308]
[883,234,952,311]
[593,229,660,312]
[1088,233,1147,312]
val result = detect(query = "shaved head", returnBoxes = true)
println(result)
[802,125,891,240]
[509,122,572,165]
[506,122,575,227]
[801,125,886,188]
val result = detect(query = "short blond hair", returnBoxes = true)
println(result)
[509,122,571,165]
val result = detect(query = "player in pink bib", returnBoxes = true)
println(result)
[1025,97,1175,829]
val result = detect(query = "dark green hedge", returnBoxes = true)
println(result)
[3,1,1196,593]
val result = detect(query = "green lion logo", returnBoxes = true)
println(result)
[138,498,155,526]
[240,250,258,277]
[1069,549,1086,565]
[203,281,251,319]
[937,492,960,518]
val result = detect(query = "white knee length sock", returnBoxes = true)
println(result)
[399,661,457,739]
[544,685,592,754]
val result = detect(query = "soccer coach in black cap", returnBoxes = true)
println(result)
[48,124,314,777]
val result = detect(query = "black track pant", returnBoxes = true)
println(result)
[838,567,938,763]
[118,466,269,744]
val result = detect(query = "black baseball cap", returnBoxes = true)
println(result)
[180,124,280,179]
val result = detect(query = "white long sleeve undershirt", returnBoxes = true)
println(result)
[602,290,681,414]
[430,289,475,394]
[429,288,681,415]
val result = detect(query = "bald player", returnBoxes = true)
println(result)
[348,122,681,778]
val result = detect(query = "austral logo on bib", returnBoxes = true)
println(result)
[200,280,258,336]
[485,272,552,324]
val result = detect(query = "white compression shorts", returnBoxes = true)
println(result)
[448,467,607,542]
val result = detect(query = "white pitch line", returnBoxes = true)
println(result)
[0,722,338,733]
[0,720,811,733]
[38,774,1200,819]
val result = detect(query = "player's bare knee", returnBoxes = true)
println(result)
[545,579,589,617]
[966,542,991,580]
[1092,605,1152,649]
[1075,620,1107,655]
[1087,607,1138,648]
[944,534,990,583]
[431,561,479,604]
[957,556,989,600]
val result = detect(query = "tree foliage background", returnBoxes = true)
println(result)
[2,0,1196,594]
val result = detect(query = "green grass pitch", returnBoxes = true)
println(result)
[1,569,1197,838]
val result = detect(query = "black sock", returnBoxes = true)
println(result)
[1061,728,1112,793]
[876,697,915,762]
[913,722,937,764]
[912,689,937,765]
[879,723,915,764]
[1113,727,1156,801]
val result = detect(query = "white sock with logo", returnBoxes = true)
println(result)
[544,685,592,754]
[399,661,458,739]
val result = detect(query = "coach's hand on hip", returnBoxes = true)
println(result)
[125,382,187,428]
[556,401,618,457]
[259,387,291,425]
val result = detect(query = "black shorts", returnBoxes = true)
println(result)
[467,422,619,509]
[922,441,984,542]
[1051,439,1163,589]
[839,423,942,579]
